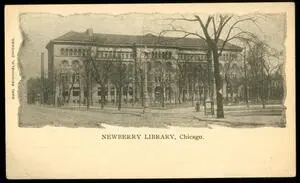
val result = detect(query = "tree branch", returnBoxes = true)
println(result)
[217,17,258,55]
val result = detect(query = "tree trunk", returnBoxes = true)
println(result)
[67,74,76,103]
[178,80,181,104]
[140,73,144,107]
[161,86,165,108]
[101,85,105,110]
[118,86,122,111]
[212,49,224,118]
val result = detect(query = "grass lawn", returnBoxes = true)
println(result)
[18,104,286,129]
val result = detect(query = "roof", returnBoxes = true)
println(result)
[50,30,243,51]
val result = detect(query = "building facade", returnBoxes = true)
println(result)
[46,29,243,107]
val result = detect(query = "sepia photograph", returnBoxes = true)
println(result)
[5,3,295,178]
[18,10,287,129]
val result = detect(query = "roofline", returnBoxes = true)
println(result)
[48,40,243,52]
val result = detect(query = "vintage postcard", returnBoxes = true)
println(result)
[5,3,295,178]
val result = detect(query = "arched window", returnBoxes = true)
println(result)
[61,60,69,67]
[166,62,172,72]
[72,60,80,71]
[74,49,78,56]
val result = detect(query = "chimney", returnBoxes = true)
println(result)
[86,28,93,37]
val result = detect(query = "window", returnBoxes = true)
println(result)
[74,49,78,56]
[72,87,80,96]
[129,87,133,95]
[60,48,65,55]
[70,49,73,56]
[65,49,69,56]
[72,73,80,82]
[60,73,69,83]
[168,52,172,59]
[98,87,108,96]
[98,52,103,58]
[232,73,237,79]
[110,87,115,96]
[144,52,149,58]
[162,52,166,59]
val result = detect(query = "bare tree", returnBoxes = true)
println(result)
[90,59,112,110]
[110,55,128,111]
[159,14,259,118]
[82,59,92,109]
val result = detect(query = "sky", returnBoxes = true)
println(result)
[18,12,286,79]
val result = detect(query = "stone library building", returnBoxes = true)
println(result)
[45,28,243,107]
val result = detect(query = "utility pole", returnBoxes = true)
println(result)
[40,52,45,105]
